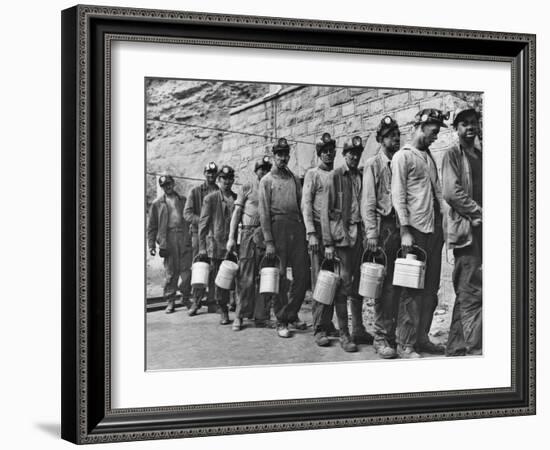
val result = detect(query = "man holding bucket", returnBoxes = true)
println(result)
[321,136,370,353]
[302,132,338,347]
[362,116,402,359]
[147,175,193,314]
[198,165,238,325]
[227,156,273,331]
[391,108,447,358]
[442,107,483,356]
[185,162,220,315]
[259,137,309,339]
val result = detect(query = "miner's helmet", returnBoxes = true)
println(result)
[255,155,272,172]
[376,115,400,142]
[342,135,364,154]
[315,132,336,156]
[272,137,290,154]
[452,106,481,128]
[158,174,175,187]
[414,108,449,128]
[204,161,218,174]
[218,165,235,179]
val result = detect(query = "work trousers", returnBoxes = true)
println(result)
[271,219,308,325]
[236,227,271,321]
[395,219,444,347]
[446,226,482,355]
[163,229,192,301]
[316,232,363,335]
[373,216,402,346]
[210,258,231,310]
[310,221,335,335]
[191,232,216,306]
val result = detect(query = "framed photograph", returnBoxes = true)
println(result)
[61,4,536,444]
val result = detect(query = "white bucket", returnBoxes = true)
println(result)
[393,247,426,289]
[259,255,280,294]
[215,260,239,290]
[191,258,210,287]
[259,267,280,294]
[313,260,340,305]
[358,248,387,299]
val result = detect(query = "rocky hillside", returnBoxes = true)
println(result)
[146,79,270,204]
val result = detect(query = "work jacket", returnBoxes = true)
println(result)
[183,182,219,234]
[362,150,394,240]
[147,192,189,251]
[441,144,482,249]
[321,164,363,247]
[391,145,444,234]
[198,189,237,259]
[301,163,332,235]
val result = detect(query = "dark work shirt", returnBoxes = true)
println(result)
[466,150,482,207]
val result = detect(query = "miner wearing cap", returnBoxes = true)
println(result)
[258,137,309,338]
[391,108,447,358]
[226,156,273,331]
[184,162,219,315]
[197,165,238,325]
[321,136,372,352]
[301,132,339,347]
[361,116,402,359]
[147,175,192,313]
[442,107,483,356]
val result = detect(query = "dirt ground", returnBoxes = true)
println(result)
[146,286,454,370]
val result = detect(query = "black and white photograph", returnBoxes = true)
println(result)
[145,79,483,370]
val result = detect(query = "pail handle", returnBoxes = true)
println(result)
[361,247,387,268]
[397,245,427,262]
[260,254,281,269]
[320,257,341,275]
[224,251,238,263]
[193,253,210,264]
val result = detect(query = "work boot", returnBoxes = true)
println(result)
[232,317,242,331]
[351,329,374,345]
[219,308,230,325]
[415,340,446,354]
[187,300,200,316]
[315,331,330,347]
[340,332,358,353]
[397,344,421,359]
[164,299,175,314]
[327,322,340,337]
[277,324,291,338]
[289,319,308,330]
[374,339,397,359]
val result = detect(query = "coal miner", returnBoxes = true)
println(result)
[184,162,220,315]
[362,116,402,359]
[226,156,273,331]
[301,132,338,347]
[259,137,309,339]
[147,175,192,314]
[197,165,238,325]
[391,108,447,358]
[321,136,373,352]
[442,107,483,356]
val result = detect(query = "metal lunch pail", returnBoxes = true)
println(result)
[191,254,210,288]
[392,245,427,289]
[358,247,387,299]
[215,252,239,290]
[259,255,280,294]
[312,259,340,305]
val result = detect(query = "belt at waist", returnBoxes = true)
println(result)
[272,214,302,223]
[241,224,260,230]
[168,226,185,232]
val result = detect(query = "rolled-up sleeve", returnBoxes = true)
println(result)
[391,151,410,227]
[362,162,379,239]
[259,177,273,242]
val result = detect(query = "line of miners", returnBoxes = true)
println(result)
[147,106,483,359]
